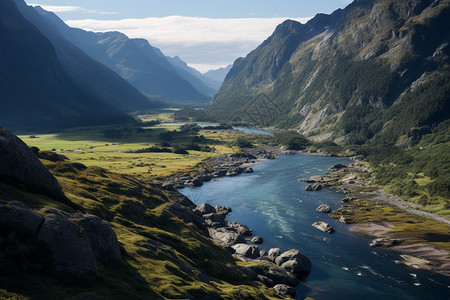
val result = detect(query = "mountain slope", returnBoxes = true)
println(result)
[36,10,210,102]
[203,64,232,90]
[0,0,133,131]
[210,0,450,146]
[166,56,218,96]
[15,0,155,113]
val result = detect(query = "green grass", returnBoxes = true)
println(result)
[18,118,244,179]
[1,112,285,299]
[330,199,450,252]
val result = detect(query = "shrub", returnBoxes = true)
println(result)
[234,137,253,148]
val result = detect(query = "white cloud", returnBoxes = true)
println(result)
[66,16,311,71]
[29,4,117,15]
[29,4,84,13]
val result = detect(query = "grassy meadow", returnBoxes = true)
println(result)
[18,111,251,180]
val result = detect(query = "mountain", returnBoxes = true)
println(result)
[166,56,218,96]
[209,0,450,146]
[14,0,155,114]
[0,0,135,131]
[32,8,210,102]
[203,65,233,90]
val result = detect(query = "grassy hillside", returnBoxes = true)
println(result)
[0,160,283,299]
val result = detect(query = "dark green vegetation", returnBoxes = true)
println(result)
[0,0,155,131]
[206,0,450,214]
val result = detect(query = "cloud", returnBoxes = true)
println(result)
[66,16,311,71]
[29,4,117,15]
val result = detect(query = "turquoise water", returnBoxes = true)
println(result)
[182,154,449,299]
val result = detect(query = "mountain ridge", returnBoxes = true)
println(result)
[0,0,135,131]
[209,0,450,147]
[32,7,211,102]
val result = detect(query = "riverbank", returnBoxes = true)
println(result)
[160,145,282,189]
[300,160,450,277]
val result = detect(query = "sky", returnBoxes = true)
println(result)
[25,0,353,73]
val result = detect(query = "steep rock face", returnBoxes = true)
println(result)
[210,0,450,146]
[0,0,133,130]
[0,128,67,203]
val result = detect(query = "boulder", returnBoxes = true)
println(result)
[71,214,122,262]
[0,128,69,205]
[257,275,274,287]
[338,216,348,224]
[267,248,281,262]
[37,211,97,273]
[265,267,300,286]
[316,204,331,213]
[251,236,263,244]
[215,205,232,215]
[208,228,246,246]
[275,249,311,276]
[194,203,216,215]
[369,238,400,248]
[273,284,296,298]
[231,243,260,259]
[243,167,254,173]
[227,221,253,236]
[312,221,334,233]
[280,258,311,276]
[304,183,322,191]
[203,212,226,222]
[0,200,44,233]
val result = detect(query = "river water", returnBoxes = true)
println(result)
[181,154,449,299]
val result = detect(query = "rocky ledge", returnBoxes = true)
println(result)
[191,201,311,298]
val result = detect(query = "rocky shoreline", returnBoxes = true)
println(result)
[161,145,281,190]
[159,145,314,298]
[299,160,450,277]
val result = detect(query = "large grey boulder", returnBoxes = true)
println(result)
[312,221,334,233]
[267,248,281,262]
[280,258,311,276]
[251,236,263,244]
[275,249,312,276]
[265,267,300,286]
[316,204,331,213]
[304,183,322,191]
[203,212,226,223]
[0,200,44,232]
[193,203,216,215]
[72,214,122,263]
[37,210,98,273]
[231,243,260,259]
[208,227,246,246]
[369,238,400,248]
[227,221,253,236]
[0,128,67,203]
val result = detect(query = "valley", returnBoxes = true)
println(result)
[0,0,449,299]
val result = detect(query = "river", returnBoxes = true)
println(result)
[181,154,449,299]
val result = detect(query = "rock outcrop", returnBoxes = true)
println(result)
[274,249,312,276]
[0,128,68,204]
[0,200,121,273]
[312,221,334,233]
[0,200,44,233]
[316,204,331,213]
[37,209,98,273]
